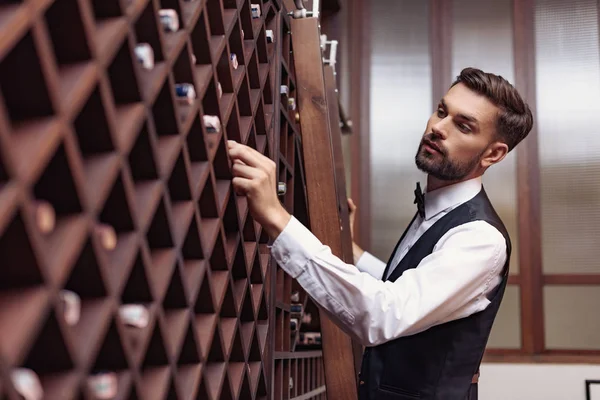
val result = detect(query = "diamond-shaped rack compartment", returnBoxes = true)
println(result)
[182,211,204,260]
[226,102,242,143]
[1,38,60,184]
[121,252,154,304]
[202,329,226,399]
[151,79,182,178]
[248,360,262,398]
[62,239,112,365]
[33,142,87,287]
[201,90,222,164]
[162,264,190,359]
[223,190,240,245]
[119,251,155,366]
[127,124,163,241]
[99,172,138,280]
[107,38,145,153]
[198,176,221,256]
[0,211,45,291]
[231,242,248,291]
[230,320,245,361]
[0,31,55,124]
[182,258,207,306]
[205,0,225,36]
[21,311,78,399]
[248,327,262,364]
[128,120,159,181]
[241,286,255,325]
[73,85,120,212]
[213,137,233,185]
[193,274,217,360]
[210,230,228,275]
[246,47,260,90]
[168,153,192,202]
[238,0,254,40]
[216,51,236,125]
[167,157,194,238]
[134,1,166,97]
[159,0,187,61]
[242,211,257,243]
[0,211,48,365]
[88,318,132,398]
[139,323,171,400]
[255,29,268,67]
[228,357,246,399]
[220,285,238,361]
[152,78,179,136]
[250,250,264,286]
[88,0,126,61]
[190,12,213,81]
[145,195,174,251]
[230,20,246,90]
[260,99,273,141]
[209,267,226,315]
[176,323,202,399]
[235,246,251,310]
[172,43,197,128]
[170,200,195,255]
[44,0,96,117]
[185,115,210,198]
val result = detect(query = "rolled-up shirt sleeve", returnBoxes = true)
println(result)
[270,216,507,346]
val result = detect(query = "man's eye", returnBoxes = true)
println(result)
[458,123,471,132]
[436,108,445,117]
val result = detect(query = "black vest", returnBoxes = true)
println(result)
[358,188,511,400]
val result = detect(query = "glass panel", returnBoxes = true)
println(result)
[452,0,519,274]
[535,0,600,274]
[487,285,521,349]
[369,0,430,260]
[544,286,600,350]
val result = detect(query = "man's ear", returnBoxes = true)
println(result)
[481,141,509,168]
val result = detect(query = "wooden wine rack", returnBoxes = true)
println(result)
[0,0,328,398]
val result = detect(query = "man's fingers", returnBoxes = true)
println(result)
[231,162,262,180]
[348,198,357,212]
[227,141,263,167]
[232,177,252,195]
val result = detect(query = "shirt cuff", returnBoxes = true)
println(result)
[270,216,324,278]
[356,251,387,280]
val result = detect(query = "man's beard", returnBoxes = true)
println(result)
[415,134,482,181]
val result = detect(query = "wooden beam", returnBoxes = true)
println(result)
[347,0,371,251]
[543,274,600,285]
[513,0,544,354]
[291,16,358,400]
[324,65,353,267]
[324,64,364,375]
[430,0,453,110]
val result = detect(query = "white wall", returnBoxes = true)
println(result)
[480,363,600,400]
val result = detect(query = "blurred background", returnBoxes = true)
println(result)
[326,0,600,398]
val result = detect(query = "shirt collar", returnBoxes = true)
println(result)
[423,176,482,220]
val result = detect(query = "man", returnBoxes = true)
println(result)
[227,68,533,399]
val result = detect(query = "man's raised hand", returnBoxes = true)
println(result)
[227,140,291,239]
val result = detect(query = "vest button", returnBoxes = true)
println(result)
[359,380,365,385]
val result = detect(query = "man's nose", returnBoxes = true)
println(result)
[431,117,449,139]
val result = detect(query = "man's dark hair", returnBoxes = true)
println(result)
[451,67,533,151]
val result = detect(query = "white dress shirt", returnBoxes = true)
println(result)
[270,177,507,347]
